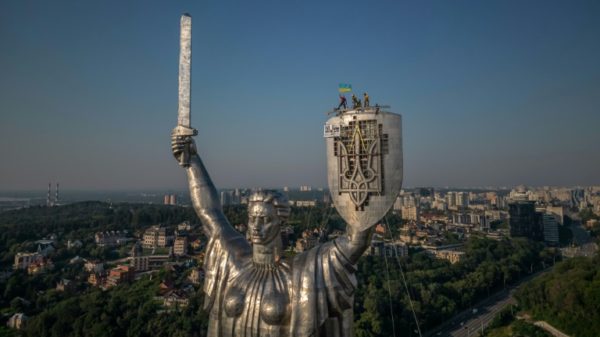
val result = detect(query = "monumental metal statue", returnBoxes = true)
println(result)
[171,14,402,337]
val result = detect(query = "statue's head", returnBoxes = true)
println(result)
[247,190,290,245]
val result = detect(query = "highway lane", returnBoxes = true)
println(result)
[425,267,553,337]
[429,290,516,337]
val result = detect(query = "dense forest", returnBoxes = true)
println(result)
[352,236,555,336]
[515,253,600,337]
[19,272,207,337]
[482,305,551,337]
[0,202,196,267]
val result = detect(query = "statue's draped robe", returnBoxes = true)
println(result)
[203,225,356,337]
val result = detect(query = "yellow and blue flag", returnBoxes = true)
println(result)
[338,83,352,93]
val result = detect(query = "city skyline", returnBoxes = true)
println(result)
[1,0,599,190]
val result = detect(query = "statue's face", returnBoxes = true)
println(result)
[248,202,281,245]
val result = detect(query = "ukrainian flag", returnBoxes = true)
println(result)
[338,83,352,93]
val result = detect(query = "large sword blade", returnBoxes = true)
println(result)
[178,13,193,130]
[174,13,197,167]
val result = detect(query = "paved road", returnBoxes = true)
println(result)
[533,321,571,337]
[427,290,516,337]
[425,268,552,337]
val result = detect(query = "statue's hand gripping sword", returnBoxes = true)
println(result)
[172,13,197,167]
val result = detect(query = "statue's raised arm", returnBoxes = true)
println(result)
[334,224,374,264]
[171,135,233,238]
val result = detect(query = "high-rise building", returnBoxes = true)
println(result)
[432,199,447,212]
[456,192,469,208]
[545,206,564,225]
[542,213,559,245]
[508,201,543,240]
[469,213,489,231]
[164,194,177,205]
[174,236,188,256]
[570,189,585,208]
[233,189,241,204]
[485,192,497,205]
[220,190,232,206]
[400,205,419,221]
[496,196,507,209]
[446,192,456,208]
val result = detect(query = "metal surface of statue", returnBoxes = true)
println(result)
[173,13,197,166]
[324,108,403,231]
[171,14,403,337]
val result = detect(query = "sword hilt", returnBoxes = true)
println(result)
[172,126,198,167]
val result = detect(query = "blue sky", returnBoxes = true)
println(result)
[1,0,599,190]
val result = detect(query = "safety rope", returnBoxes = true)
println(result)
[382,243,398,337]
[383,213,423,337]
[319,202,335,232]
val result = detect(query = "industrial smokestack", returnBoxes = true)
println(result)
[47,183,52,207]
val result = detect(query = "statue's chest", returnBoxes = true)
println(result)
[223,263,292,332]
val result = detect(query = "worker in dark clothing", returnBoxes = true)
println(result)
[351,94,360,108]
[337,95,347,110]
[363,92,370,107]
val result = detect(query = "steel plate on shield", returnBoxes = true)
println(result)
[325,111,403,231]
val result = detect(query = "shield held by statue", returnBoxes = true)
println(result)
[325,111,403,232]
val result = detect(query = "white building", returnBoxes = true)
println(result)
[84,260,104,273]
[509,185,529,201]
[174,237,188,256]
[292,200,317,207]
[432,199,447,212]
[95,231,128,247]
[7,313,27,330]
[143,226,168,248]
[13,252,42,270]
[426,248,465,264]
[366,240,408,257]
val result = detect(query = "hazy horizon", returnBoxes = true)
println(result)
[2,184,597,195]
[1,0,599,190]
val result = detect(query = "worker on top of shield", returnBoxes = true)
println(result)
[352,94,360,109]
[337,95,347,110]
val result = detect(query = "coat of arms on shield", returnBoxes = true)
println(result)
[325,109,403,231]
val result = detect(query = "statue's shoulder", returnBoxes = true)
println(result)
[207,225,251,258]
[291,241,337,267]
